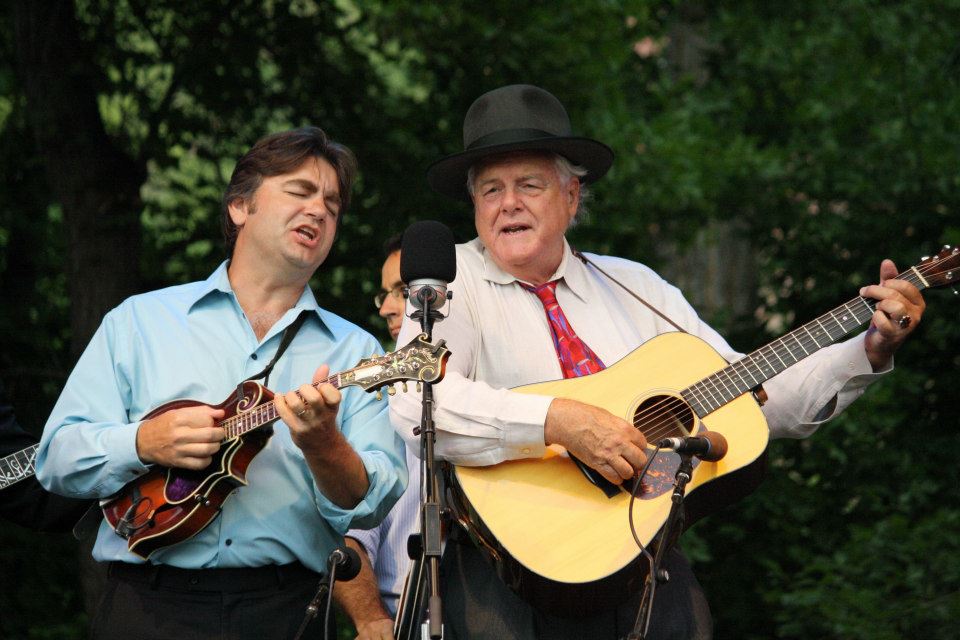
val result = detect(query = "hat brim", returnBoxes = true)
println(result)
[426,136,614,202]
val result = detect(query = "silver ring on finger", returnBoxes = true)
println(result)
[897,315,911,329]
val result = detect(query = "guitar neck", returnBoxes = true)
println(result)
[0,443,39,489]
[681,266,930,417]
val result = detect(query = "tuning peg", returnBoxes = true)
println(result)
[376,390,383,401]
[387,385,397,396]
[401,381,408,393]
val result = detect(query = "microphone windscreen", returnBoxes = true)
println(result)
[332,546,362,582]
[701,431,728,462]
[400,220,457,283]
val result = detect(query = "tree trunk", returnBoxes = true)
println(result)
[12,0,145,358]
[12,0,147,623]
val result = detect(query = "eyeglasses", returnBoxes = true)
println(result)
[374,286,407,309]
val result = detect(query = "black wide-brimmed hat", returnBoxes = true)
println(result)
[426,84,614,201]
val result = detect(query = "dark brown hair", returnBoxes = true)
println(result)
[221,126,358,256]
[382,232,403,258]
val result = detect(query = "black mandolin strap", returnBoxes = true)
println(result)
[242,310,311,392]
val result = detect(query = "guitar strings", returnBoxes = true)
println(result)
[627,257,954,443]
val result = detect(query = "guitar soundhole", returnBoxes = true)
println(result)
[632,394,695,445]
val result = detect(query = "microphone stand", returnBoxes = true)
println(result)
[293,573,331,640]
[625,453,695,640]
[408,286,449,640]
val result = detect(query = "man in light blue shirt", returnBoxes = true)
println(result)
[37,126,407,640]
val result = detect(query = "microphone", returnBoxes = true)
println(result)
[400,220,457,312]
[658,431,728,462]
[327,546,361,582]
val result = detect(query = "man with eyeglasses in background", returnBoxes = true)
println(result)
[375,234,405,343]
[336,233,422,639]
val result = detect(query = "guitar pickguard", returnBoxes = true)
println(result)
[629,391,703,499]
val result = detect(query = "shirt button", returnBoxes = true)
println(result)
[251,353,259,360]
[521,447,531,455]
[225,539,233,546]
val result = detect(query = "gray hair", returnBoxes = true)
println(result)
[466,152,591,222]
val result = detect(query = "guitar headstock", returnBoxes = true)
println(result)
[345,333,451,396]
[916,245,960,290]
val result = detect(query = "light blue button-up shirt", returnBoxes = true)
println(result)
[37,262,406,572]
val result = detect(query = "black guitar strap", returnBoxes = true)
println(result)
[567,249,690,498]
[572,248,689,334]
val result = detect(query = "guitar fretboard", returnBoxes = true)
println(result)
[0,443,39,489]
[680,267,928,417]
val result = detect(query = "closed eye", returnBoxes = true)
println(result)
[325,197,341,216]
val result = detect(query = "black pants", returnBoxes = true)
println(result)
[438,540,713,640]
[91,562,334,640]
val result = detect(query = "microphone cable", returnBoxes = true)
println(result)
[626,445,663,640]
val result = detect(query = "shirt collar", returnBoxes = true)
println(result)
[479,238,591,303]
[188,260,334,339]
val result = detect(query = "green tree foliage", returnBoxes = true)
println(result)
[1,0,958,638]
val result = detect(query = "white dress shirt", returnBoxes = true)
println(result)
[390,238,886,466]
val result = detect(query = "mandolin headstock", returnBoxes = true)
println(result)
[344,333,450,397]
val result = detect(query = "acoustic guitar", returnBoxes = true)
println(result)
[101,333,450,559]
[448,247,959,617]
[0,443,39,490]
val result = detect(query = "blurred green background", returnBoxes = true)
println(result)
[1,0,958,638]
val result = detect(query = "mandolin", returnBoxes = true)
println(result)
[448,247,959,617]
[101,333,450,559]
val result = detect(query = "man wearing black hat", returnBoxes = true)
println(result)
[389,84,925,639]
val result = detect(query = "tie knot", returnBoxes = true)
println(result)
[522,280,559,306]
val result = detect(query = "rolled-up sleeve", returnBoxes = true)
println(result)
[317,338,408,533]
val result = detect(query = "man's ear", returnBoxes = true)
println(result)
[566,178,581,221]
[227,197,249,228]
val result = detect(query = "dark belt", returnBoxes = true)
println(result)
[107,561,321,592]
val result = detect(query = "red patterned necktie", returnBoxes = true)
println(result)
[522,280,605,378]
